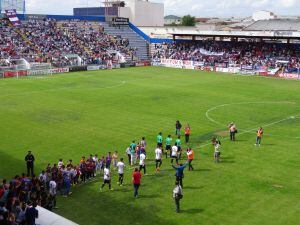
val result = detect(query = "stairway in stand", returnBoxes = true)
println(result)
[101,22,149,61]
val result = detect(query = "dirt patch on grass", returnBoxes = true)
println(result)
[272,184,284,189]
[215,131,228,137]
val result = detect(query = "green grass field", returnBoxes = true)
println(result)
[0,67,299,225]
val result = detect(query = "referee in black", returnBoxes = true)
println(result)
[25,151,35,177]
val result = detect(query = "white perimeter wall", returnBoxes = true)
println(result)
[124,0,164,27]
[36,206,79,225]
[119,7,131,19]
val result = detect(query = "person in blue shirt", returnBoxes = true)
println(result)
[62,168,72,197]
[106,152,112,169]
[172,162,188,188]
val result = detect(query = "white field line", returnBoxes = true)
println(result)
[199,101,299,149]
[205,101,296,128]
[197,116,297,149]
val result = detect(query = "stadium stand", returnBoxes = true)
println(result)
[0,18,138,67]
[152,41,300,73]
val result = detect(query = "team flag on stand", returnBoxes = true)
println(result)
[5,9,21,26]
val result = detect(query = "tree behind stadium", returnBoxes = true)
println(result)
[181,15,196,26]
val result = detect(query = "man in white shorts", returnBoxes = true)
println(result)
[171,143,179,165]
[155,146,163,172]
[139,152,146,175]
[49,178,57,209]
[117,158,125,186]
[214,142,221,163]
[100,167,113,191]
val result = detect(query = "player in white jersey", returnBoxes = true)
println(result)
[214,143,221,163]
[171,143,179,165]
[139,152,146,175]
[155,146,163,172]
[100,167,113,191]
[49,179,57,209]
[117,158,125,186]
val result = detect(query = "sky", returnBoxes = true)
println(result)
[24,0,300,17]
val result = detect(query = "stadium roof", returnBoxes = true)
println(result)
[245,19,300,31]
[163,19,300,39]
[167,28,300,39]
[164,15,181,20]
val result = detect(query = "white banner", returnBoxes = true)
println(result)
[161,59,184,68]
[268,68,280,75]
[51,68,69,74]
[216,67,240,73]
[278,73,300,79]
[28,69,50,76]
[87,65,100,71]
[199,48,224,56]
[160,59,196,69]
[158,59,242,74]
[215,67,229,73]
[28,68,69,76]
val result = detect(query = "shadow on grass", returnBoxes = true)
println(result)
[221,160,235,164]
[260,143,275,146]
[221,156,236,163]
[233,139,248,142]
[113,188,131,193]
[139,194,161,199]
[193,131,218,144]
[191,168,211,172]
[0,150,47,179]
[181,208,204,214]
[222,156,235,160]
[57,184,172,225]
[184,186,204,190]
[0,153,173,225]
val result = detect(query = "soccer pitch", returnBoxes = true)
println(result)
[0,67,299,225]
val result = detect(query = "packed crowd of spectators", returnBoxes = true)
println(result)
[0,151,121,225]
[0,19,23,67]
[152,41,300,73]
[0,18,136,68]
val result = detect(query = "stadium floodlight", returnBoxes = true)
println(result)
[0,0,25,14]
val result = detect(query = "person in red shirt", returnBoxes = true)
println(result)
[132,168,142,198]
[0,184,4,199]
